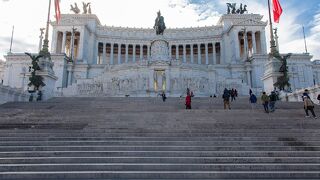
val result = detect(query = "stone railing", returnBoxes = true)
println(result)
[285,85,320,104]
[0,84,30,105]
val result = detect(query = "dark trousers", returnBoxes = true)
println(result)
[263,102,269,112]
[305,106,316,117]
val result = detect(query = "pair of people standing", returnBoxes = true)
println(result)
[260,91,277,113]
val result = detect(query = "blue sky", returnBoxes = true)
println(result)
[0,0,319,60]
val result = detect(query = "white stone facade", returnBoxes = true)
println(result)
[1,13,319,98]
[0,60,4,85]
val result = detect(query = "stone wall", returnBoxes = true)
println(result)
[0,84,30,104]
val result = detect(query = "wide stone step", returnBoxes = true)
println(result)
[2,157,320,164]
[0,140,318,146]
[0,145,319,151]
[0,136,319,141]
[1,132,320,137]
[0,171,319,179]
[1,163,320,172]
[1,151,320,158]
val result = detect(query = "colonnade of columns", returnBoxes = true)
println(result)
[97,43,150,65]
[96,42,222,65]
[237,30,266,60]
[170,42,221,65]
[53,31,82,60]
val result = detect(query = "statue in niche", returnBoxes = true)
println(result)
[154,11,166,35]
[227,3,247,14]
[70,3,80,14]
[82,2,91,14]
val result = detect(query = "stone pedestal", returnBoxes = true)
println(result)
[262,56,282,93]
[37,57,58,100]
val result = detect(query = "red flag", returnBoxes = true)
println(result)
[54,0,61,24]
[273,0,282,23]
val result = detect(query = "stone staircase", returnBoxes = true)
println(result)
[0,97,319,179]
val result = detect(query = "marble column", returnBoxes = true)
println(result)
[190,44,194,63]
[247,70,252,87]
[212,42,216,65]
[169,45,172,60]
[125,44,129,63]
[205,43,209,65]
[102,42,106,64]
[94,41,99,64]
[243,32,249,61]
[252,31,257,54]
[133,45,136,62]
[61,31,66,53]
[147,45,150,61]
[260,30,267,54]
[140,44,143,61]
[117,43,121,64]
[110,43,114,65]
[183,44,186,63]
[50,30,57,53]
[77,30,84,61]
[235,31,240,61]
[197,44,201,64]
[175,44,179,60]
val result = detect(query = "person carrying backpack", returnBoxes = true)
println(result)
[304,96,317,118]
[249,93,257,109]
[261,92,270,113]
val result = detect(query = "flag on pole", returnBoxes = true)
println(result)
[272,0,282,23]
[54,0,61,23]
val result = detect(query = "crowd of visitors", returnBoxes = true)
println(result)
[162,87,318,119]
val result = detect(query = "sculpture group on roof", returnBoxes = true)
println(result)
[226,3,247,14]
[70,2,91,14]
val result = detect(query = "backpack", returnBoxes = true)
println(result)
[250,94,257,103]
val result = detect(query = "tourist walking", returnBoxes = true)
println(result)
[249,93,257,109]
[222,88,231,109]
[231,89,236,101]
[269,91,277,112]
[303,96,317,118]
[261,92,270,113]
[302,89,310,99]
[161,91,166,102]
[185,92,192,109]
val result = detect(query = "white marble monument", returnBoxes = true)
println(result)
[1,11,319,98]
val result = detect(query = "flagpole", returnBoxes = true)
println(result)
[40,0,52,57]
[303,26,308,54]
[268,0,277,55]
[9,26,14,54]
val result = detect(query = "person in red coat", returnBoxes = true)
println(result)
[185,92,192,109]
